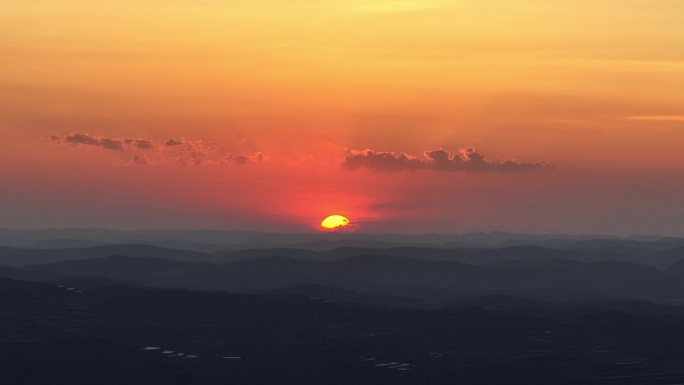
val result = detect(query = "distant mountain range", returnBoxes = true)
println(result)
[0,244,215,266]
[4,241,684,269]
[5,230,684,384]
[2,231,684,307]
[3,252,682,303]
[3,227,670,248]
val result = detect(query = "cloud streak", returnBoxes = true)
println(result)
[627,115,684,122]
[51,133,266,166]
[343,148,549,173]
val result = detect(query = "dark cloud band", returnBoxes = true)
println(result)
[343,148,549,173]
[52,133,266,166]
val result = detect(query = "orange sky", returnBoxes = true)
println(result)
[1,0,684,234]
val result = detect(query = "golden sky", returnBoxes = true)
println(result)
[2,0,684,234]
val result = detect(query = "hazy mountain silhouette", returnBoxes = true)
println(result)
[655,247,684,267]
[25,254,210,278]
[30,238,108,249]
[13,252,684,303]
[5,228,672,247]
[221,248,321,261]
[267,283,427,308]
[4,229,684,385]
[219,244,684,267]
[666,258,684,274]
[0,244,214,266]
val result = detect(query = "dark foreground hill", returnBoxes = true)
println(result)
[3,277,684,384]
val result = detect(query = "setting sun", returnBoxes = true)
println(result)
[320,215,350,230]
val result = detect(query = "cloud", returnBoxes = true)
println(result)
[100,138,123,150]
[226,152,266,165]
[343,150,426,172]
[342,148,549,173]
[135,140,154,149]
[52,133,267,167]
[57,133,152,151]
[64,133,106,148]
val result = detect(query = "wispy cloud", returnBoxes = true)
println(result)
[51,133,266,166]
[627,115,684,121]
[342,147,550,173]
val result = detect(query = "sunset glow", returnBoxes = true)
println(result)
[1,0,683,235]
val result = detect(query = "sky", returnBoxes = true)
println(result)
[2,0,684,235]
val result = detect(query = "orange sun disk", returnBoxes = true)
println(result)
[320,215,350,230]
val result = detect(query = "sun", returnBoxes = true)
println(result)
[320,215,350,230]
